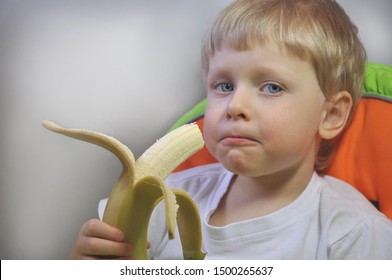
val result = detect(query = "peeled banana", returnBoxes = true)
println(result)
[42,120,205,260]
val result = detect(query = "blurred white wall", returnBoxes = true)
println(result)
[0,0,391,259]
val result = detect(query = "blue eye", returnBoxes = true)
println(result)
[262,83,283,94]
[217,83,234,93]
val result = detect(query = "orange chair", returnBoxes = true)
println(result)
[170,62,392,219]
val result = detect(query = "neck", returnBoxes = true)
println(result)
[234,166,314,201]
[208,162,316,227]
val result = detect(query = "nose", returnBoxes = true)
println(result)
[226,86,252,121]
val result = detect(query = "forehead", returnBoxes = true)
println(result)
[207,42,314,77]
[206,43,323,93]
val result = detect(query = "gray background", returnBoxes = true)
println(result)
[0,0,391,259]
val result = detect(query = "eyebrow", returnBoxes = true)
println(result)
[207,64,297,85]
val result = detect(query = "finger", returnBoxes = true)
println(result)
[81,219,124,242]
[81,235,132,257]
[81,238,151,259]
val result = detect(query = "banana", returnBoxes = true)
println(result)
[42,120,206,260]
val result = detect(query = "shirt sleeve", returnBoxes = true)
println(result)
[329,215,392,259]
[97,198,108,220]
[146,201,174,259]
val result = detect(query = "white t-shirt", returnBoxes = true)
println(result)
[98,163,392,259]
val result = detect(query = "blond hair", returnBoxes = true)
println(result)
[202,0,367,173]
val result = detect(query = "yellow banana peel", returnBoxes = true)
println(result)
[42,120,206,260]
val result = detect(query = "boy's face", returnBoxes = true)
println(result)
[204,42,326,178]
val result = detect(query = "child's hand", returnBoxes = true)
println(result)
[69,219,149,260]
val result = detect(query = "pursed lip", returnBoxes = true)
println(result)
[220,134,260,146]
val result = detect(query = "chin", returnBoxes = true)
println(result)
[220,157,255,176]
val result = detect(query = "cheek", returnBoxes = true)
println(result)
[202,109,218,153]
[262,108,321,149]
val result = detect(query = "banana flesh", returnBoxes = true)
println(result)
[42,120,205,260]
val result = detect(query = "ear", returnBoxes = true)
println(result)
[319,91,353,140]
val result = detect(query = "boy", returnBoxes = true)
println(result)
[70,0,392,259]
